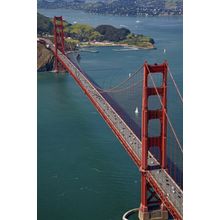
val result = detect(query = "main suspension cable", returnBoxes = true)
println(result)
[168,66,183,103]
[94,64,144,92]
[99,79,143,93]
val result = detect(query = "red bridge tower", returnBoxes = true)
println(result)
[139,62,168,220]
[53,16,65,72]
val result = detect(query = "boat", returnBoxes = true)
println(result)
[135,107,139,114]
[163,48,166,53]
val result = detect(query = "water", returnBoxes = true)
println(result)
[38,9,182,220]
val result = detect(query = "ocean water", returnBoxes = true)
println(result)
[38,9,182,220]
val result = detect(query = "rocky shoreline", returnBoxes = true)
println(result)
[80,41,156,49]
[37,42,54,72]
[37,40,156,72]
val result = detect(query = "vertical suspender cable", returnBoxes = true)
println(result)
[94,64,144,92]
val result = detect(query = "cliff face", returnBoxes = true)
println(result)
[37,42,54,72]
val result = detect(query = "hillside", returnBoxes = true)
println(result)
[37,13,155,49]
[95,25,130,42]
[37,42,54,71]
[65,23,155,48]
[37,12,155,71]
[38,0,183,16]
[37,13,54,35]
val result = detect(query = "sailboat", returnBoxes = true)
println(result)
[163,48,166,53]
[135,107,139,114]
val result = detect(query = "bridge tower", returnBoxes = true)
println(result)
[53,16,65,72]
[139,62,168,220]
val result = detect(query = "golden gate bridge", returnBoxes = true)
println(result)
[38,16,183,220]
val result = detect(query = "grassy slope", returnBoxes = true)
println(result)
[37,13,54,35]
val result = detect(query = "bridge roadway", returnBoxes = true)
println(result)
[40,38,183,219]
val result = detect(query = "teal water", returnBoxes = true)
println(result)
[38,72,140,220]
[38,10,182,220]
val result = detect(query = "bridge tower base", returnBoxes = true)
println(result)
[138,209,168,220]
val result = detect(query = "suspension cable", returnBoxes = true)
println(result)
[99,79,143,93]
[147,66,183,153]
[84,67,122,72]
[168,66,183,103]
[94,64,144,92]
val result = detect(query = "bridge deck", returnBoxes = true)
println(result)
[41,38,183,219]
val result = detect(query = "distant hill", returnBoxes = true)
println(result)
[38,0,183,16]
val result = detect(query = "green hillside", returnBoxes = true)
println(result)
[37,13,53,35]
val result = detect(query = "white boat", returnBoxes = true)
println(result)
[129,73,132,78]
[136,20,141,23]
[163,48,166,53]
[135,107,139,114]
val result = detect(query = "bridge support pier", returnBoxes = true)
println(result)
[138,209,168,220]
[138,209,149,220]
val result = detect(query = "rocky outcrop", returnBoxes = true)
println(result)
[37,42,54,72]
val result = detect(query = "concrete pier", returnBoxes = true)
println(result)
[138,209,168,220]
